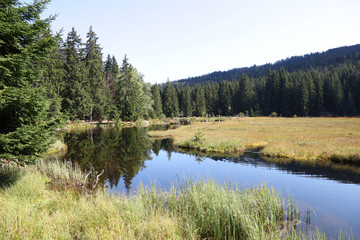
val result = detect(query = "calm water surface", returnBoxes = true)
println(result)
[55,126,360,238]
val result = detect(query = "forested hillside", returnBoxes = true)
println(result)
[166,45,360,117]
[174,44,360,86]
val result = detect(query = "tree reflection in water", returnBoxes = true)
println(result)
[63,127,162,192]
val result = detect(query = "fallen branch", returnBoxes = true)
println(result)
[92,169,104,188]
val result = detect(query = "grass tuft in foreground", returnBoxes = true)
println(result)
[0,160,328,239]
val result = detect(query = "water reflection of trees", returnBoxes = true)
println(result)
[63,127,153,191]
[62,127,360,192]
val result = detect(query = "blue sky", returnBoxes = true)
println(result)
[42,0,360,84]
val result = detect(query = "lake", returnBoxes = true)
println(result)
[52,125,360,238]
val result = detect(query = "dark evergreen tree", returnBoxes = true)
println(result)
[324,71,344,115]
[162,81,179,117]
[236,74,255,114]
[84,26,110,121]
[265,70,280,115]
[297,72,310,116]
[182,85,193,117]
[116,56,140,121]
[193,85,206,116]
[310,71,325,116]
[151,84,163,118]
[218,81,233,115]
[204,83,219,116]
[278,68,291,116]
[40,31,66,117]
[62,28,91,120]
[0,0,59,163]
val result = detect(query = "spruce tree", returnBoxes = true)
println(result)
[115,56,152,121]
[204,83,219,116]
[85,26,110,121]
[278,68,290,116]
[265,70,280,115]
[218,81,232,115]
[237,74,254,114]
[162,81,179,117]
[182,85,193,117]
[40,31,66,117]
[193,85,206,116]
[62,28,91,120]
[0,0,59,163]
[116,56,139,121]
[151,84,163,118]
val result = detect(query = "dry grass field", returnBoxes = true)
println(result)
[148,117,360,164]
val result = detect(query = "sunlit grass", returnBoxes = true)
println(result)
[148,117,360,164]
[0,160,328,240]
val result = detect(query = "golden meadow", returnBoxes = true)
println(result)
[148,117,360,164]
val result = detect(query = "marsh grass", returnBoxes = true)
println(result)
[148,117,360,164]
[33,159,102,192]
[0,160,329,239]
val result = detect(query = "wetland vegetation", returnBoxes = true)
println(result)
[1,160,326,240]
[148,117,360,164]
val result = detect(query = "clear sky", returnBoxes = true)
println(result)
[42,0,360,84]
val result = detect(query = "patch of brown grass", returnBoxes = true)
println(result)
[148,117,360,163]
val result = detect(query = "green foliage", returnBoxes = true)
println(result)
[62,28,92,120]
[269,112,278,117]
[162,81,179,117]
[0,0,58,163]
[181,85,193,117]
[193,85,206,116]
[85,26,110,121]
[151,84,163,118]
[40,31,66,118]
[115,56,154,121]
[194,132,204,144]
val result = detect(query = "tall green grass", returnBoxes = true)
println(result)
[0,160,329,239]
[34,159,102,192]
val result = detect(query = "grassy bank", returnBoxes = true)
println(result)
[148,117,360,164]
[0,160,325,240]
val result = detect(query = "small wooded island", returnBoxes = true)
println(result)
[1,0,359,239]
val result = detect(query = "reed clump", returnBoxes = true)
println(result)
[33,159,103,192]
[0,160,328,239]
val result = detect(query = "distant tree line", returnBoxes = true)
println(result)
[157,63,360,117]
[174,44,360,86]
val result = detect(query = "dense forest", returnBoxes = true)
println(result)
[169,45,360,117]
[39,30,360,119]
[39,27,360,119]
[1,0,359,162]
